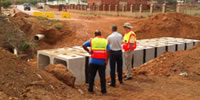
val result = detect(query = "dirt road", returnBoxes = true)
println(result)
[16,5,39,15]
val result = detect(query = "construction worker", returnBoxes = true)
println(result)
[107,26,123,87]
[123,23,137,80]
[82,30,110,94]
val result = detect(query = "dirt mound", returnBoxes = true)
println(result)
[0,16,30,54]
[0,92,10,100]
[10,12,43,40]
[132,13,200,40]
[9,12,75,51]
[45,64,76,87]
[13,12,31,18]
[0,49,83,99]
[134,44,200,81]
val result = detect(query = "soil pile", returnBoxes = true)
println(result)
[10,12,41,40]
[45,64,76,87]
[0,49,83,99]
[132,13,200,40]
[133,44,200,81]
[9,12,75,50]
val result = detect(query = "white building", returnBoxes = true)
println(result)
[46,0,87,5]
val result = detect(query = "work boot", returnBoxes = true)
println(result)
[101,90,107,94]
[108,83,116,87]
[124,77,132,81]
[119,81,123,84]
[88,88,94,93]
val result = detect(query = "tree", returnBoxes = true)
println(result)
[2,0,12,9]
[16,0,26,4]
[0,0,2,13]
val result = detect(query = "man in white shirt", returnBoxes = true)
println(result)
[107,26,123,87]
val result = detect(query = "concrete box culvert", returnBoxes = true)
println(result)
[176,42,185,51]
[151,44,166,57]
[193,40,200,46]
[37,37,200,83]
[143,46,155,63]
[54,58,67,66]
[38,54,51,69]
[133,46,144,67]
[165,43,176,52]
[184,40,194,50]
[53,55,86,83]
[168,41,185,51]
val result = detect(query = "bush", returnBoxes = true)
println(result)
[30,0,38,5]
[22,41,30,51]
[55,24,62,29]
[2,0,12,9]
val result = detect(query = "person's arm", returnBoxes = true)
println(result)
[82,40,93,55]
[105,50,110,65]
[82,45,90,54]
[105,44,111,65]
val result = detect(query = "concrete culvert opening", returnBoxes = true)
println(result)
[34,34,45,41]
[38,54,50,69]
[54,58,67,67]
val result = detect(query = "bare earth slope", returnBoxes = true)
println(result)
[0,49,84,99]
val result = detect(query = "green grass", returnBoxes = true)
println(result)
[36,16,59,25]
[55,24,62,29]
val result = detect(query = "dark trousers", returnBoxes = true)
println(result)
[88,63,106,93]
[110,50,123,85]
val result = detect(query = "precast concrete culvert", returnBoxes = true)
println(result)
[37,37,200,83]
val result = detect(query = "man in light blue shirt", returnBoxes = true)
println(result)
[107,26,123,87]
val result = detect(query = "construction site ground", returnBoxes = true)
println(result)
[0,7,200,100]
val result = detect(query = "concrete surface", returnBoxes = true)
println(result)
[133,46,144,67]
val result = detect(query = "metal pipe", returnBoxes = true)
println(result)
[34,34,45,41]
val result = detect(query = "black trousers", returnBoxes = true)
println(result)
[109,50,123,85]
[88,63,106,93]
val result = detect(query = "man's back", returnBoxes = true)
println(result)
[107,32,122,51]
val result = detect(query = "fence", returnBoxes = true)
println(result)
[49,3,200,17]
[183,4,200,16]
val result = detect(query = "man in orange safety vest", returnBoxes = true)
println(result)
[122,23,137,80]
[82,30,111,94]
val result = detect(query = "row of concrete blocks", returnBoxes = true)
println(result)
[132,38,200,67]
[37,37,200,83]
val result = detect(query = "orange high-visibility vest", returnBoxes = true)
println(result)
[122,31,137,52]
[90,36,108,59]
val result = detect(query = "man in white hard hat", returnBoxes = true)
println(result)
[122,23,137,80]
